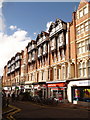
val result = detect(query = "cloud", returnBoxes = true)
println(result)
[0,0,4,9]
[9,25,17,30]
[0,0,6,32]
[33,32,37,35]
[46,21,53,33]
[0,29,31,76]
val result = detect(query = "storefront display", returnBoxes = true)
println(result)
[47,81,67,101]
[67,80,90,103]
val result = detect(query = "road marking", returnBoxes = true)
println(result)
[6,105,21,120]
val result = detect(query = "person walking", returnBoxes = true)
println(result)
[12,92,15,102]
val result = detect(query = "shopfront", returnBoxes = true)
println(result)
[24,81,33,93]
[32,82,47,98]
[67,80,90,103]
[47,81,67,101]
[32,83,40,96]
[38,82,47,99]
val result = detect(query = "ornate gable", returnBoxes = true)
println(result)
[78,0,88,10]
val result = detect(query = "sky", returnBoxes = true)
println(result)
[0,1,80,76]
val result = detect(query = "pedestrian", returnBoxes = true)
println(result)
[6,97,9,107]
[15,93,18,101]
[12,92,15,102]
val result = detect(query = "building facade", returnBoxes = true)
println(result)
[67,0,90,103]
[2,0,90,103]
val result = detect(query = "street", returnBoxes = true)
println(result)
[8,101,89,119]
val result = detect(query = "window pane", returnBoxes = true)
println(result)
[83,7,88,15]
[83,68,86,76]
[79,10,83,18]
[88,67,90,76]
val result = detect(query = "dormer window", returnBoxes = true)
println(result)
[78,6,88,19]
[79,10,83,18]
[83,7,88,15]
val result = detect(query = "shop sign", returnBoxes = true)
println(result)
[70,80,90,86]
[48,83,66,87]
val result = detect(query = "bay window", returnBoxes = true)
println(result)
[43,43,47,55]
[51,38,56,51]
[38,47,42,57]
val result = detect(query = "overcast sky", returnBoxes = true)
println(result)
[0,1,79,76]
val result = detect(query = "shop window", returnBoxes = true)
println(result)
[73,88,90,102]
